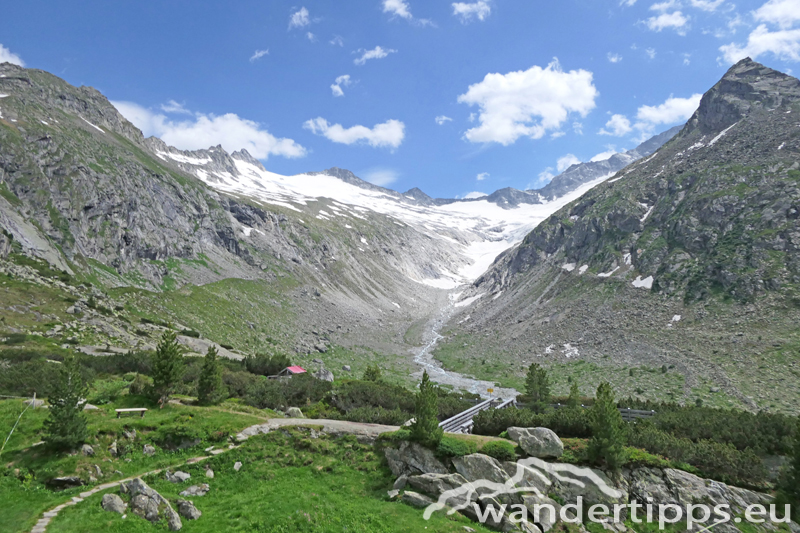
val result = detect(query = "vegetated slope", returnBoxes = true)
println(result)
[438,58,800,415]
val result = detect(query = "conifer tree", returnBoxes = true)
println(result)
[777,417,800,520]
[150,330,185,407]
[362,364,382,382]
[525,363,551,411]
[410,371,443,448]
[588,382,627,471]
[567,381,581,409]
[43,355,89,451]
[198,345,225,405]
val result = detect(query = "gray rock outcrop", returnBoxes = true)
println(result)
[179,484,210,497]
[121,477,182,531]
[507,427,563,459]
[101,493,126,514]
[176,499,202,520]
[384,441,449,477]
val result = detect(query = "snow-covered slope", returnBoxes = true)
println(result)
[146,139,619,288]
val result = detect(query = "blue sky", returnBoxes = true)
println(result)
[2,0,798,198]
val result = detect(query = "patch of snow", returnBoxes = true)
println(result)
[157,151,210,165]
[639,203,655,223]
[454,293,485,308]
[632,275,654,289]
[358,247,364,252]
[562,263,576,272]
[545,344,555,354]
[0,94,8,98]
[708,122,738,146]
[242,227,253,237]
[597,266,620,278]
[360,237,368,245]
[778,142,786,150]
[492,291,503,300]
[80,117,104,133]
[578,265,589,275]
[40,120,48,125]
[623,253,632,265]
[688,141,705,151]
[672,315,681,322]
[458,315,471,324]
[345,224,353,229]
[318,210,333,217]
[391,302,400,308]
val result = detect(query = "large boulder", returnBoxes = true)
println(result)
[401,490,434,508]
[176,499,202,520]
[286,407,304,418]
[122,477,182,530]
[179,484,210,497]
[101,493,126,514]
[452,453,518,505]
[81,444,95,456]
[166,471,191,483]
[384,441,449,477]
[502,461,552,495]
[549,465,628,509]
[313,368,334,382]
[507,428,564,459]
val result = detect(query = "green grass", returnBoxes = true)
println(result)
[0,398,269,533]
[45,428,491,533]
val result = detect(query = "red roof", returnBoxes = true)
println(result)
[285,366,306,374]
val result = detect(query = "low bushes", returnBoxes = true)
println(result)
[480,440,516,461]
[436,436,477,458]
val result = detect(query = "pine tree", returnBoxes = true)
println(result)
[410,371,443,448]
[198,345,225,405]
[150,330,185,407]
[362,364,382,382]
[43,355,89,451]
[567,381,581,408]
[777,417,800,520]
[525,363,551,411]
[588,382,627,471]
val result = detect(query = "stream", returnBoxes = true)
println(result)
[412,292,519,399]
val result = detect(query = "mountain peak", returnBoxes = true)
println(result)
[686,58,800,134]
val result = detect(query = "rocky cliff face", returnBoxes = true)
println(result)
[438,59,800,414]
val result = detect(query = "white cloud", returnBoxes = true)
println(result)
[646,47,657,59]
[0,44,24,66]
[683,53,692,65]
[754,0,800,28]
[330,35,344,47]
[249,49,269,62]
[306,32,317,42]
[476,172,489,181]
[607,52,623,63]
[435,115,453,125]
[646,11,690,34]
[289,7,310,29]
[557,154,581,172]
[331,75,352,97]
[112,101,306,160]
[650,0,680,11]
[456,58,598,145]
[452,1,492,23]
[464,191,488,199]
[720,25,800,62]
[719,0,800,63]
[620,0,638,6]
[635,93,702,128]
[303,117,405,148]
[537,168,556,185]
[160,100,192,115]
[362,168,400,186]
[599,114,633,136]
[573,121,584,135]
[590,149,619,162]
[354,46,397,65]
[383,0,413,19]
[689,0,726,11]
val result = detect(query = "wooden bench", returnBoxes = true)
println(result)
[115,408,148,418]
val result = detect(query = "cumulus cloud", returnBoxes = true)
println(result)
[456,58,598,145]
[0,44,24,66]
[719,0,800,64]
[112,101,306,160]
[306,32,317,42]
[452,1,492,23]
[646,11,690,34]
[435,115,453,125]
[607,52,623,63]
[160,100,192,114]
[754,0,800,28]
[249,49,269,62]
[289,7,310,29]
[537,168,555,185]
[362,168,400,186]
[646,47,657,58]
[689,0,726,11]
[463,191,488,199]
[476,172,489,181]
[354,46,397,65]
[330,35,344,47]
[634,93,702,137]
[383,0,413,19]
[599,114,633,136]
[303,117,405,148]
[620,0,638,6]
[331,75,352,97]
[557,154,581,172]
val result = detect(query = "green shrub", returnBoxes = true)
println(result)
[128,374,153,396]
[244,351,292,377]
[481,440,516,461]
[436,435,477,457]
[342,406,410,425]
[87,379,128,405]
[377,429,411,444]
